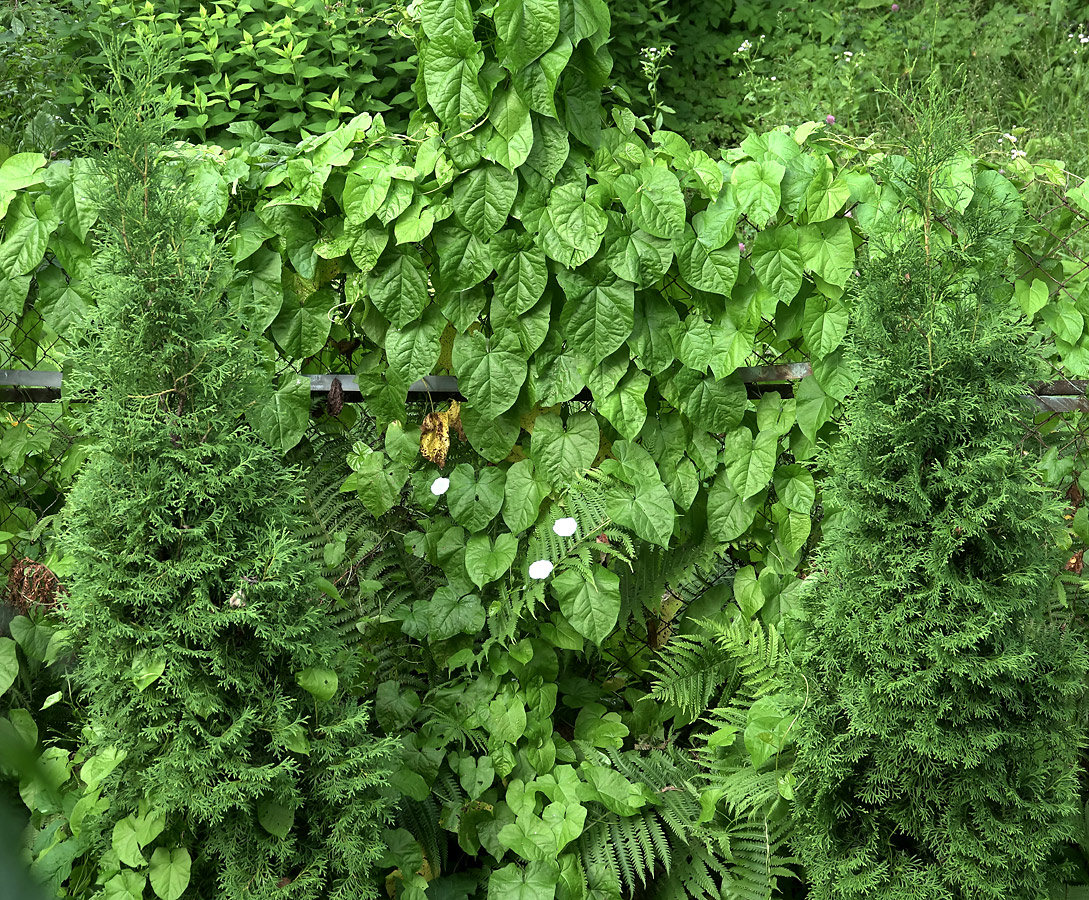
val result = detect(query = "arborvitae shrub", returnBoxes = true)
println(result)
[792,145,1089,899]
[56,57,394,899]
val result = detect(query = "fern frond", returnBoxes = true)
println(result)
[396,793,448,878]
[647,634,732,719]
[525,470,636,576]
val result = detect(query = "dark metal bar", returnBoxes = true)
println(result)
[2,368,1087,408]
[0,371,62,389]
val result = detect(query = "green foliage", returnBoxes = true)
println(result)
[0,0,84,154]
[1,5,1087,900]
[792,110,1089,899]
[32,52,395,898]
[55,0,417,147]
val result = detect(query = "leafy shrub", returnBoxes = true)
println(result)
[56,0,418,146]
[0,0,85,154]
[32,51,396,898]
[792,106,1088,899]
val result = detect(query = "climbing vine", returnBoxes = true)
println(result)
[1,3,1087,898]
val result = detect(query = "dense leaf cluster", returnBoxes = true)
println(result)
[0,2,1088,900]
[793,140,1089,898]
[30,69,396,898]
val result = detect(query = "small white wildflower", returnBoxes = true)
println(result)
[1003,132,1017,143]
[430,476,450,496]
[528,559,554,579]
[1081,34,1088,43]
[1011,148,1027,159]
[770,75,776,81]
[553,517,578,537]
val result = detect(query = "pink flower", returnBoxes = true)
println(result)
[826,114,836,125]
[891,3,899,10]
[738,242,746,252]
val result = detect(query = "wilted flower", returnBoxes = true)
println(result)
[430,477,450,496]
[553,517,578,537]
[529,560,554,579]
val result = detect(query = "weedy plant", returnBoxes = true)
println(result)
[791,92,1089,899]
[34,46,396,899]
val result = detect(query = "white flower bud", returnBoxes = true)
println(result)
[529,560,554,579]
[553,517,578,537]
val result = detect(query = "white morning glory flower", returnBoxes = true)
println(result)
[430,477,450,496]
[553,517,578,537]
[529,560,554,579]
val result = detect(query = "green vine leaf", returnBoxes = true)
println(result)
[249,375,312,454]
[489,691,528,743]
[462,404,522,462]
[368,246,429,328]
[798,218,854,288]
[531,411,600,482]
[773,464,816,513]
[492,233,548,314]
[0,210,49,277]
[257,796,294,840]
[428,587,486,640]
[453,164,519,238]
[795,376,838,443]
[385,305,444,385]
[668,368,747,432]
[708,469,762,541]
[231,248,283,333]
[421,37,489,126]
[607,480,674,547]
[112,816,146,869]
[676,224,740,294]
[43,158,99,242]
[488,89,535,171]
[751,224,804,304]
[731,158,785,227]
[434,221,493,292]
[614,165,686,239]
[465,533,519,587]
[551,566,621,646]
[492,854,561,897]
[556,264,635,367]
[541,183,607,267]
[598,367,650,440]
[297,667,339,701]
[723,428,778,500]
[452,331,528,418]
[503,459,551,533]
[511,36,572,118]
[802,293,850,358]
[447,463,506,531]
[148,848,191,900]
[343,160,392,223]
[494,0,561,72]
